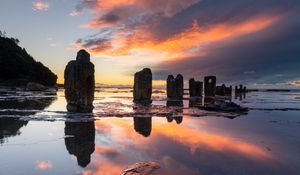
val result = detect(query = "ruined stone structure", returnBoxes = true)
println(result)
[204,76,216,97]
[216,84,232,96]
[133,68,152,104]
[167,74,183,100]
[235,84,247,94]
[189,78,203,97]
[64,50,95,113]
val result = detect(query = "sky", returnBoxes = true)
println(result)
[0,0,300,88]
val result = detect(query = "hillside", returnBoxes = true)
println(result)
[0,35,57,86]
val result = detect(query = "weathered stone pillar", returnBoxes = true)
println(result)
[204,76,216,97]
[189,78,203,97]
[64,50,95,113]
[216,84,232,96]
[133,68,152,104]
[235,84,246,94]
[167,74,183,100]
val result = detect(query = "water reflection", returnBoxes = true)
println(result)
[133,117,152,137]
[166,100,183,124]
[0,118,28,144]
[64,121,95,167]
[235,93,246,101]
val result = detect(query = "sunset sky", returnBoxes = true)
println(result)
[0,0,299,88]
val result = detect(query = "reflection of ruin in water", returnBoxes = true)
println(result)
[0,118,28,144]
[235,93,246,101]
[64,122,95,167]
[0,89,57,143]
[166,100,183,124]
[133,117,152,137]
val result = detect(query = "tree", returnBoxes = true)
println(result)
[0,30,6,37]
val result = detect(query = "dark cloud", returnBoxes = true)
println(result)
[76,38,111,52]
[148,0,299,40]
[153,9,300,86]
[73,0,300,87]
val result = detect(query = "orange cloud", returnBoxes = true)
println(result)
[78,0,200,29]
[36,161,53,170]
[77,14,280,60]
[88,0,199,17]
[32,0,49,11]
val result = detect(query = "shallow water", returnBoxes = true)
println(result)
[0,87,300,175]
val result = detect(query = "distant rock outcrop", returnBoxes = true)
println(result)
[64,50,95,113]
[0,35,57,86]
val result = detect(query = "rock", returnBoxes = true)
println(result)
[121,161,160,175]
[198,101,248,112]
[64,50,95,113]
[235,84,247,94]
[26,82,47,91]
[216,84,232,96]
[167,74,183,100]
[133,68,152,104]
[204,76,216,97]
[189,78,203,97]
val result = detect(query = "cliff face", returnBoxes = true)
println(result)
[0,36,57,86]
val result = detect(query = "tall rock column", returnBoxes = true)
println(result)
[167,74,183,100]
[64,50,95,113]
[189,78,203,97]
[204,76,216,97]
[133,68,152,104]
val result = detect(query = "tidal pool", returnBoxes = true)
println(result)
[0,87,300,175]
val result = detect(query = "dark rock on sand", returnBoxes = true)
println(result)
[26,82,47,91]
[121,161,160,175]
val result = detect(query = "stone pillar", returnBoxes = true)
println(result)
[204,76,216,97]
[216,84,232,96]
[189,78,203,97]
[235,84,246,94]
[133,68,152,104]
[64,50,95,113]
[226,86,232,96]
[167,74,183,100]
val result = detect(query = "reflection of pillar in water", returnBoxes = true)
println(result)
[166,100,183,124]
[64,122,95,167]
[134,117,152,137]
[174,117,183,124]
[204,97,215,105]
[166,100,183,107]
